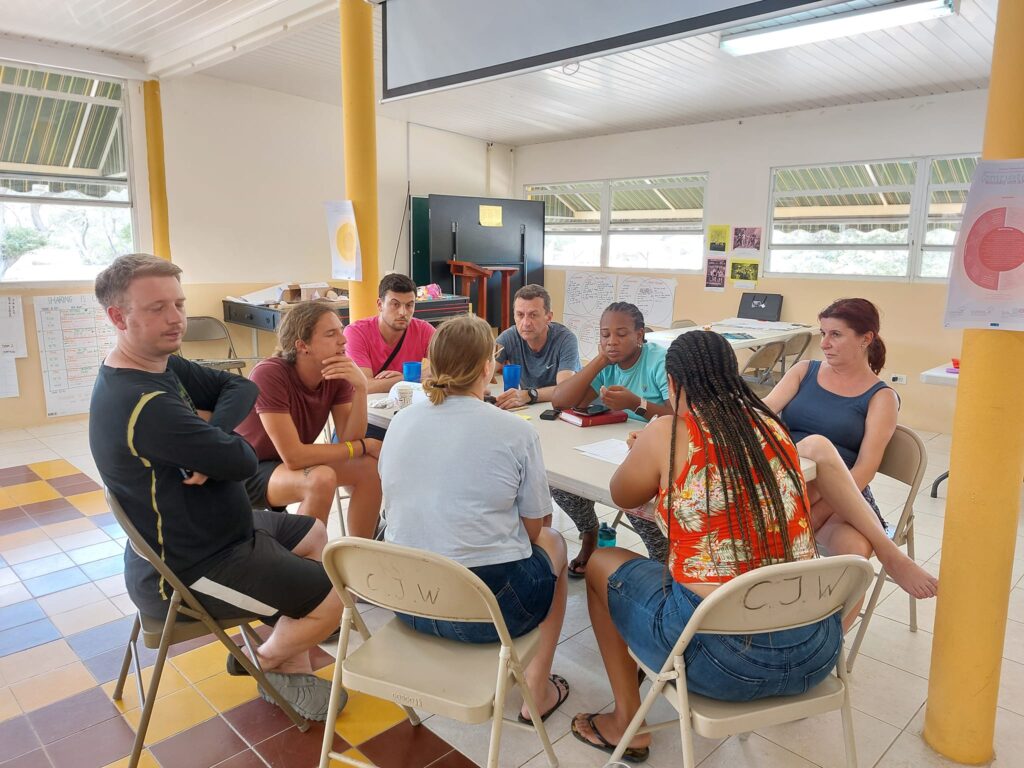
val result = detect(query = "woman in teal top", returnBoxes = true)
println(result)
[553,302,672,566]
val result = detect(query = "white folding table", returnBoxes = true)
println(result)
[646,317,813,352]
[920,364,959,496]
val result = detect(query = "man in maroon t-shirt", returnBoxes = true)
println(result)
[237,302,382,536]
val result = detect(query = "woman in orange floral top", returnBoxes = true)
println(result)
[571,331,843,763]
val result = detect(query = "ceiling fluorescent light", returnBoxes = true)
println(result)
[720,0,955,56]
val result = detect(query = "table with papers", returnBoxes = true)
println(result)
[369,397,815,508]
[646,317,812,351]
[920,363,958,496]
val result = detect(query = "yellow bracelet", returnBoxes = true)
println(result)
[345,440,354,459]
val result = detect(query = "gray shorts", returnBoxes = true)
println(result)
[245,459,287,512]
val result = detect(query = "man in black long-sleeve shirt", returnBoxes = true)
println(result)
[89,254,343,721]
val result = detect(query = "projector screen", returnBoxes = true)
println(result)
[382,0,819,100]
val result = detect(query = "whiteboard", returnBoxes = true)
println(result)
[563,271,677,360]
[383,0,818,99]
[34,294,116,418]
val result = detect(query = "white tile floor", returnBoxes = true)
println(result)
[7,419,1024,767]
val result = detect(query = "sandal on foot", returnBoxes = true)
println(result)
[518,674,570,724]
[226,652,251,677]
[258,671,344,722]
[570,712,650,763]
[567,559,588,579]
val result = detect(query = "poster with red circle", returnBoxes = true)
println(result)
[945,161,1024,330]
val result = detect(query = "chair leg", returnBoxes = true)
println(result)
[485,650,512,768]
[837,650,859,768]
[513,661,557,768]
[612,675,663,765]
[319,642,349,768]
[906,524,918,632]
[847,567,886,673]
[112,614,142,701]
[127,598,181,768]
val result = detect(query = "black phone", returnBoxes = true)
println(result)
[539,409,561,420]
[583,402,610,416]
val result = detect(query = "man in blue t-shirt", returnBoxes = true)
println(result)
[494,284,581,409]
[494,285,596,577]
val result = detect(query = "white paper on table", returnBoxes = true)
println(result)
[0,296,28,357]
[574,438,629,466]
[717,317,805,331]
[0,349,18,398]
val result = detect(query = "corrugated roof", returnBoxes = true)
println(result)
[0,64,125,181]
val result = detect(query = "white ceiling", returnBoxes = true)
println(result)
[0,0,998,146]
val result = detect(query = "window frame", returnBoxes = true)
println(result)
[0,60,139,284]
[526,172,708,273]
[764,153,979,283]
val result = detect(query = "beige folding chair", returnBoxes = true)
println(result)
[182,315,248,373]
[846,425,928,672]
[772,331,813,382]
[106,490,308,768]
[739,341,786,397]
[671,319,698,329]
[611,555,873,767]
[320,413,349,538]
[318,538,558,768]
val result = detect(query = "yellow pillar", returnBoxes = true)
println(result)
[923,0,1024,762]
[339,0,380,320]
[142,81,171,260]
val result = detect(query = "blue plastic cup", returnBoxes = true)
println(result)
[402,361,421,383]
[503,364,522,391]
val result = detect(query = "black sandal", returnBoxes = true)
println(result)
[570,712,650,763]
[518,674,570,724]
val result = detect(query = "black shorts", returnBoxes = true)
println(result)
[245,460,287,512]
[186,510,332,623]
[127,510,331,622]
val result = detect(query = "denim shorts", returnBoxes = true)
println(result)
[396,545,556,644]
[608,557,843,702]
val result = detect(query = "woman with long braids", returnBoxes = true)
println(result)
[552,302,673,571]
[764,298,938,602]
[571,331,838,763]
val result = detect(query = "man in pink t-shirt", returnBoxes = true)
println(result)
[343,273,435,395]
[237,302,382,536]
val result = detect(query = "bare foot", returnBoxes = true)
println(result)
[880,548,938,599]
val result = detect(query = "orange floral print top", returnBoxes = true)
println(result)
[656,412,816,585]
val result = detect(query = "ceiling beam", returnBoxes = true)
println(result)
[0,34,147,81]
[148,0,338,78]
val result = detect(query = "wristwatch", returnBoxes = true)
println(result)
[527,387,539,404]
[634,397,648,418]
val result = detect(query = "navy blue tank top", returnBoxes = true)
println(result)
[780,360,891,469]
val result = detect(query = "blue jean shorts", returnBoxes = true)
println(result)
[396,545,556,643]
[608,557,843,702]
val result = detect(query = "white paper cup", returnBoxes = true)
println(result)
[397,383,413,410]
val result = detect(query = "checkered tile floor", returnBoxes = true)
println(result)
[0,460,475,768]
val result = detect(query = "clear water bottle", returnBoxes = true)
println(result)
[597,522,617,548]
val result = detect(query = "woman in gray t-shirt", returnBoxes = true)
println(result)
[379,314,570,724]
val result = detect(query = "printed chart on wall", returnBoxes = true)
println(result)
[563,271,676,359]
[34,294,116,417]
[945,160,1024,330]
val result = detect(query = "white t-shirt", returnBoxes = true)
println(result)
[379,395,552,568]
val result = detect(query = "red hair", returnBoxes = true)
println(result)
[818,298,886,374]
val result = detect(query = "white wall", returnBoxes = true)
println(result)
[160,75,495,283]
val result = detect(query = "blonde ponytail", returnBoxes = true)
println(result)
[423,315,493,404]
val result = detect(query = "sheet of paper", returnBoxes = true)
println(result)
[563,271,617,360]
[0,295,28,357]
[34,294,116,417]
[0,350,18,398]
[325,200,362,281]
[239,283,290,305]
[616,276,676,329]
[574,438,629,466]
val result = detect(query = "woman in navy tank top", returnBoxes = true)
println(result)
[764,299,938,606]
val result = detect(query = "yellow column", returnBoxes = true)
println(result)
[923,0,1024,762]
[339,0,380,320]
[142,81,171,260]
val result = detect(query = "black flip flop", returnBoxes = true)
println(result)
[226,652,250,677]
[567,559,587,579]
[518,674,570,725]
[570,712,650,763]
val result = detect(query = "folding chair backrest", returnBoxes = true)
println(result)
[877,425,927,490]
[184,316,238,356]
[322,538,511,638]
[671,556,874,656]
[742,341,786,379]
[783,332,812,361]
[105,488,205,614]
